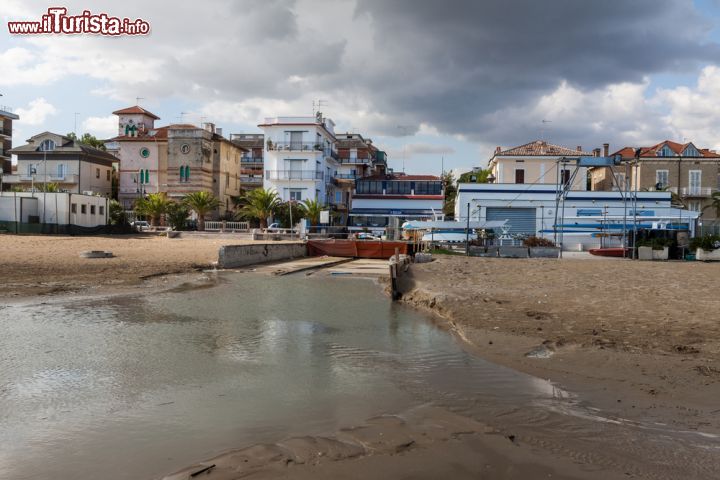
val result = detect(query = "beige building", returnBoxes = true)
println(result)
[1,106,19,175]
[488,140,591,190]
[229,133,264,192]
[107,106,246,217]
[590,141,720,223]
[7,132,114,196]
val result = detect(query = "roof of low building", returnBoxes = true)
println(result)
[10,132,117,163]
[495,140,592,157]
[111,105,160,120]
[229,133,264,148]
[612,140,720,159]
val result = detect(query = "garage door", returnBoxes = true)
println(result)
[486,207,537,235]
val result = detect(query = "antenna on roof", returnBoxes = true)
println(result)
[540,119,552,141]
[73,112,80,136]
[178,112,189,123]
[312,99,328,116]
[136,97,144,105]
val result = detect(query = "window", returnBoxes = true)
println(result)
[561,169,571,185]
[181,144,190,154]
[90,205,96,215]
[689,170,702,195]
[683,145,699,157]
[140,147,150,158]
[71,203,77,214]
[96,168,100,179]
[106,170,111,181]
[655,170,669,189]
[57,164,66,177]
[81,204,87,214]
[225,172,229,188]
[657,145,673,157]
[39,139,55,151]
[515,169,525,184]
[335,191,342,203]
[688,200,701,212]
[99,206,104,215]
[289,189,303,201]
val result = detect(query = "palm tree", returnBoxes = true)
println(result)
[183,191,220,231]
[41,182,60,192]
[702,191,720,219]
[134,192,170,226]
[241,188,280,229]
[299,198,323,226]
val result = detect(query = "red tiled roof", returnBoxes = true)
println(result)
[496,140,591,157]
[112,105,160,120]
[611,140,720,158]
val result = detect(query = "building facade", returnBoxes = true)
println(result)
[1,106,19,176]
[7,132,114,196]
[590,141,720,223]
[259,113,340,204]
[349,174,444,234]
[108,106,245,217]
[488,140,591,191]
[455,183,697,250]
[229,133,264,192]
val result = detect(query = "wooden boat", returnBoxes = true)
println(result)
[588,247,631,257]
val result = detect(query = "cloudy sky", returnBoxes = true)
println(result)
[3,0,720,175]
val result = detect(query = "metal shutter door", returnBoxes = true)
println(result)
[486,207,537,235]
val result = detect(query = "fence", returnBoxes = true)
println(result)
[205,221,250,231]
[698,224,720,236]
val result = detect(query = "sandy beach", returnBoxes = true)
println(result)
[0,233,295,299]
[396,255,720,433]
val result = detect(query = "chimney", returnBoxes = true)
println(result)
[204,122,215,133]
[576,146,582,152]
[495,146,501,154]
[593,148,601,157]
[216,127,223,137]
[603,143,609,157]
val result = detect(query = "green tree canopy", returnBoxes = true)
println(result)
[183,191,220,231]
[299,198,323,226]
[240,188,280,229]
[134,192,170,226]
[67,132,107,150]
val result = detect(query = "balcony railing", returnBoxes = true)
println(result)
[240,168,264,175]
[0,128,11,137]
[241,157,263,163]
[240,176,263,184]
[265,170,324,181]
[2,173,79,183]
[268,142,323,152]
[335,173,360,180]
[681,187,714,197]
[337,156,371,164]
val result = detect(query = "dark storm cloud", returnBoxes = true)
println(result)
[351,0,720,141]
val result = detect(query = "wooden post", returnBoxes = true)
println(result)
[394,247,399,263]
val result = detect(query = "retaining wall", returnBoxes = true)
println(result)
[218,242,307,268]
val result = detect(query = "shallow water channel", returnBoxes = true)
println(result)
[1,273,718,480]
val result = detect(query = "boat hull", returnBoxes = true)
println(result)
[588,247,630,258]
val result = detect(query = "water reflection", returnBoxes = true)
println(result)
[0,273,563,480]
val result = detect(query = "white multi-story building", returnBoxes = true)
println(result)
[258,113,339,203]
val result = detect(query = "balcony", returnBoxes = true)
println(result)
[2,173,79,184]
[669,186,716,197]
[0,127,11,137]
[241,156,264,164]
[335,173,360,180]
[240,176,263,184]
[268,142,323,152]
[240,168,264,175]
[265,170,324,181]
[337,156,371,165]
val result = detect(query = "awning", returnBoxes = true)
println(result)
[401,220,507,230]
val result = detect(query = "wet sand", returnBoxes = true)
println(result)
[395,255,720,434]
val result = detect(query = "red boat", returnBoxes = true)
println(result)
[588,247,631,258]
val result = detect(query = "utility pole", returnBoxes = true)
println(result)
[465,202,470,256]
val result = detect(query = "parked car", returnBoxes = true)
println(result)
[356,232,381,240]
[131,220,150,231]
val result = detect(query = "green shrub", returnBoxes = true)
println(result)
[690,234,720,252]
[523,236,556,247]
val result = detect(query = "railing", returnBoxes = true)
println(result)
[337,156,371,164]
[2,173,79,183]
[240,176,263,184]
[0,105,13,113]
[335,173,360,179]
[241,157,263,163]
[269,142,323,152]
[204,221,250,231]
[681,187,714,197]
[240,168,263,175]
[265,170,324,180]
[0,128,11,137]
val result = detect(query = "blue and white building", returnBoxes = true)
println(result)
[455,183,698,250]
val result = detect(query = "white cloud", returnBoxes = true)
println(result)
[82,115,118,139]
[15,97,58,126]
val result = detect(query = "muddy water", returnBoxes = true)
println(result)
[1,273,718,480]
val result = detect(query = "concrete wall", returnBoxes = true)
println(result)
[0,192,108,231]
[218,242,307,268]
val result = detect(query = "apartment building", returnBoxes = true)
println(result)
[0,105,19,175]
[259,113,339,204]
[488,140,591,190]
[591,141,720,223]
[229,133,264,191]
[7,132,115,196]
[107,106,246,217]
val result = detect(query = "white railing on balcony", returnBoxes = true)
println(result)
[265,170,324,181]
[337,157,371,164]
[2,173,79,183]
[681,187,714,196]
[240,176,263,184]
[263,116,317,124]
[204,221,250,231]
